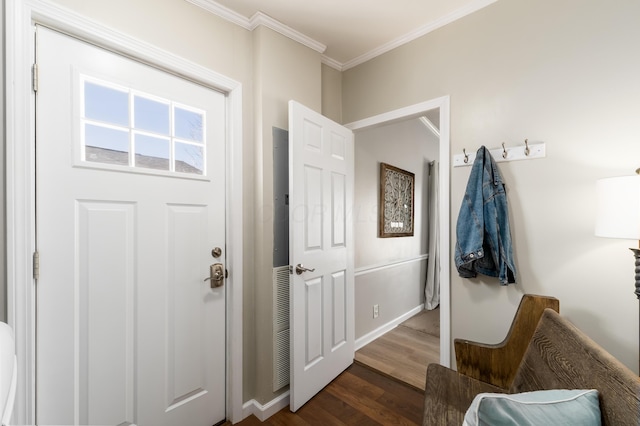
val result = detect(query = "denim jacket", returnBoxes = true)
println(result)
[455,146,516,284]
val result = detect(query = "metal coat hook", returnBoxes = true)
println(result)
[453,140,546,167]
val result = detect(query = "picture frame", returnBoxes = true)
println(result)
[379,162,415,238]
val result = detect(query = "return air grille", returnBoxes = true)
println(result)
[272,266,290,392]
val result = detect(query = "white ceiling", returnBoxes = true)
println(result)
[188,0,497,70]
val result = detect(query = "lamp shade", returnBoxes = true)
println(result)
[595,175,640,239]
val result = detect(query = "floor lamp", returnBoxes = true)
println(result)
[595,170,640,374]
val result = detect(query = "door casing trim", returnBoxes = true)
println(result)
[5,0,244,423]
[345,96,451,368]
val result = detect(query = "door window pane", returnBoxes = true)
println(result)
[175,142,204,175]
[134,96,170,135]
[175,107,203,142]
[84,82,129,126]
[81,77,208,176]
[85,124,129,165]
[135,134,170,171]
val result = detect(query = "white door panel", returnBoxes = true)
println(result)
[36,26,226,426]
[289,101,354,411]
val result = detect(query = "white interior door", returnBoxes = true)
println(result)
[35,26,226,426]
[289,100,355,411]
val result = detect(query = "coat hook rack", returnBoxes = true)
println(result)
[454,140,546,167]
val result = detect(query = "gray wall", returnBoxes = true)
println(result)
[343,0,640,373]
[354,118,439,339]
[272,127,289,268]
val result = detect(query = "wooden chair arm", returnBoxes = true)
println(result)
[454,294,559,389]
[422,363,506,426]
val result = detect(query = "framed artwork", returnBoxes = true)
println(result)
[379,162,415,238]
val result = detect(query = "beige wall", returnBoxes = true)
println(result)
[252,25,322,403]
[48,0,251,77]
[321,64,342,123]
[343,0,640,373]
[354,119,439,338]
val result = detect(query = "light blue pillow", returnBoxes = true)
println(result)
[463,389,601,426]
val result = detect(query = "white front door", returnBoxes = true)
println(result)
[288,101,355,411]
[35,26,226,426]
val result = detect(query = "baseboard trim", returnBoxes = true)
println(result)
[239,304,425,422]
[241,391,290,422]
[242,304,424,422]
[355,304,424,351]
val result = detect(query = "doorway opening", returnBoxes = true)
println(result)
[345,97,451,386]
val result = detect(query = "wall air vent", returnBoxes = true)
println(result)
[272,265,290,391]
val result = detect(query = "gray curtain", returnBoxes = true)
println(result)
[425,161,440,310]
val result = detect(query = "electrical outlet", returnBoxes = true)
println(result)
[373,304,379,318]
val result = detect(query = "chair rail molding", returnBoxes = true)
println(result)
[355,254,429,277]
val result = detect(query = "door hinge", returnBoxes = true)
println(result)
[32,63,39,93]
[33,251,40,280]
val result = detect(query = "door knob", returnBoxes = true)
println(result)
[204,263,225,288]
[295,264,316,275]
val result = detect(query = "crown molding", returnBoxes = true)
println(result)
[249,11,326,54]
[321,55,343,71]
[186,0,325,54]
[341,0,497,70]
[187,0,496,71]
[185,0,251,29]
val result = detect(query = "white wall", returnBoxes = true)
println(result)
[354,118,439,338]
[343,0,640,373]
[0,1,6,322]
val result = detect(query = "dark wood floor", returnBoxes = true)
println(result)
[233,363,425,425]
